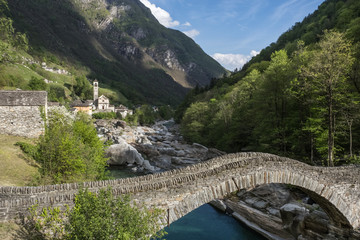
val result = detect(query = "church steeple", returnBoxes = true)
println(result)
[93,79,98,101]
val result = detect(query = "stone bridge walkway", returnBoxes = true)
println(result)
[0,152,359,231]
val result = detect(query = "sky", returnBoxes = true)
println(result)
[139,0,325,71]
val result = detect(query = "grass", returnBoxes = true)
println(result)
[0,222,18,240]
[0,134,39,186]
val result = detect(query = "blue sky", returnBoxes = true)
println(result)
[140,0,324,70]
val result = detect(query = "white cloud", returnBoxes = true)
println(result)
[183,29,200,39]
[183,22,191,27]
[250,50,260,57]
[212,50,259,71]
[140,0,180,28]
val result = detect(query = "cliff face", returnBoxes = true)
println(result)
[6,0,226,105]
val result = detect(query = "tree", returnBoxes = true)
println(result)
[16,188,166,240]
[181,102,212,144]
[135,105,157,125]
[20,108,110,184]
[252,50,295,154]
[28,76,47,91]
[74,76,92,100]
[299,30,355,166]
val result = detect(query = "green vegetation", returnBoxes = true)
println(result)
[18,109,110,184]
[16,188,166,240]
[92,111,117,120]
[0,134,39,186]
[179,0,360,166]
[92,104,175,125]
[125,105,174,126]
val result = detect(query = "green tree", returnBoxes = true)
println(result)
[298,30,355,166]
[252,50,295,154]
[74,76,92,100]
[32,109,109,184]
[181,101,212,144]
[28,76,47,91]
[135,105,157,125]
[16,188,166,240]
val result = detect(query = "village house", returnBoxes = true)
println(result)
[0,90,47,138]
[115,104,134,119]
[70,99,93,115]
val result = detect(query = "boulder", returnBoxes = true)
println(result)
[253,200,268,209]
[209,199,227,212]
[280,203,308,238]
[106,138,145,166]
[304,210,329,234]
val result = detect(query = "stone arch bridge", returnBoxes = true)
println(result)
[0,152,359,231]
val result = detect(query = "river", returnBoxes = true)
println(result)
[109,168,267,240]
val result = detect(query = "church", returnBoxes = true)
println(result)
[71,80,133,117]
[92,80,114,112]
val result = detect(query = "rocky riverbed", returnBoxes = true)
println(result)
[95,119,225,173]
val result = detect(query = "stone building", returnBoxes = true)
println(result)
[115,104,133,118]
[0,90,47,138]
[70,100,93,115]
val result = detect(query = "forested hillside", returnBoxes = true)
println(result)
[178,0,360,166]
[0,0,225,106]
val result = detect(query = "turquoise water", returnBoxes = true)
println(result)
[162,204,267,240]
[108,165,143,179]
[109,167,267,240]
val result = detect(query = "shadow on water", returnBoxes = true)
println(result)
[161,204,267,240]
[107,165,143,179]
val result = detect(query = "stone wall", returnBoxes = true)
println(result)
[0,106,45,138]
[0,152,359,233]
[0,91,47,138]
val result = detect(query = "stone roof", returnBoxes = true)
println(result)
[115,104,129,111]
[70,99,93,107]
[48,102,60,106]
[0,91,47,106]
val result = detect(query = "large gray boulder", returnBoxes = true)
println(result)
[106,137,145,166]
[280,203,309,238]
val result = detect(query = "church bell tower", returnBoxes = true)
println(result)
[93,79,99,101]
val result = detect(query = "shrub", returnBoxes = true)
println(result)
[16,188,166,240]
[92,111,116,119]
[22,109,110,184]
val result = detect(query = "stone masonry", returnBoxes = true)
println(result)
[0,152,359,233]
[0,91,47,138]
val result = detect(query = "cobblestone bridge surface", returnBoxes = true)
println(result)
[1,152,359,230]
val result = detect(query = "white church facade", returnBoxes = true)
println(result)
[93,80,115,112]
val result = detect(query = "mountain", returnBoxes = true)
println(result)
[1,0,226,105]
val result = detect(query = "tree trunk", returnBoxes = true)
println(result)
[328,87,334,167]
[310,133,314,164]
[350,120,353,158]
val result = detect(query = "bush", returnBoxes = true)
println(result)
[27,76,47,90]
[22,109,110,184]
[15,142,38,159]
[16,188,166,240]
[92,111,116,119]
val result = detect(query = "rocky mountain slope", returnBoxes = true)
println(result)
[4,0,226,105]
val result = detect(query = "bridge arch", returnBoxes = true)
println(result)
[0,152,359,231]
[165,169,353,229]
